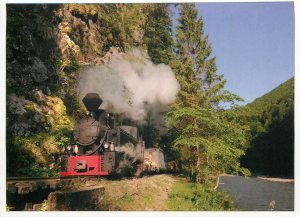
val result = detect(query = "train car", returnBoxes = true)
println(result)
[143,148,166,173]
[60,93,144,177]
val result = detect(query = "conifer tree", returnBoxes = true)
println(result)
[143,4,175,65]
[141,4,175,147]
[169,3,249,184]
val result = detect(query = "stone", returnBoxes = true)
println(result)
[28,57,51,83]
[7,94,28,116]
[10,122,31,137]
[34,89,46,101]
[94,47,123,65]
[48,186,105,211]
[33,113,45,124]
[131,28,144,45]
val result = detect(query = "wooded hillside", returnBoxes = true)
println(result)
[240,77,294,177]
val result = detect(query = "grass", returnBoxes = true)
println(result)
[98,175,175,210]
[91,174,237,211]
[167,178,237,211]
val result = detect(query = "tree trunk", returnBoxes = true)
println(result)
[196,144,201,184]
[193,119,201,184]
[213,173,220,190]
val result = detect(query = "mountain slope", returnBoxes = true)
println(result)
[240,77,294,177]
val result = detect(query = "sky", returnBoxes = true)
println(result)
[172,2,295,105]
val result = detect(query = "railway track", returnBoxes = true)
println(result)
[6,175,143,211]
[7,176,98,194]
[6,175,137,195]
[6,176,108,211]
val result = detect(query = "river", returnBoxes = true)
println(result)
[217,175,294,211]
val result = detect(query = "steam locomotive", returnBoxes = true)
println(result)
[60,93,146,177]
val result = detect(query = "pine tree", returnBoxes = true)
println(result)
[143,4,175,65]
[138,4,176,148]
[169,3,249,184]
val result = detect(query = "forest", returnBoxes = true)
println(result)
[6,3,294,184]
[240,77,294,177]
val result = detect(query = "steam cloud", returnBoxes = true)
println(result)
[78,48,180,123]
[115,143,144,176]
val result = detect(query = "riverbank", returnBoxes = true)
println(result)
[221,174,294,183]
[257,176,294,183]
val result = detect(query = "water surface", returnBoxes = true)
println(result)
[218,175,294,211]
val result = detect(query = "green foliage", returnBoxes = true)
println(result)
[143,4,175,64]
[240,77,294,177]
[168,181,236,210]
[7,96,73,177]
[168,3,249,183]
[39,200,49,211]
[7,131,70,177]
[96,4,147,52]
[168,107,250,182]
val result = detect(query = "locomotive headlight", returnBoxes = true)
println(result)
[73,145,78,154]
[104,142,109,149]
[66,144,72,152]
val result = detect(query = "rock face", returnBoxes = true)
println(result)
[7,94,28,116]
[6,5,108,137]
[6,5,60,139]
[56,4,104,62]
[6,4,147,177]
[48,186,105,211]
[28,57,52,83]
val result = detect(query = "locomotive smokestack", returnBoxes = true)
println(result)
[82,93,103,111]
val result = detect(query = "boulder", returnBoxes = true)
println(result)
[48,186,105,211]
[7,94,28,116]
[34,89,46,102]
[94,47,123,65]
[10,122,31,137]
[28,57,51,83]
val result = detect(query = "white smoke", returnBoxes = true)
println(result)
[78,48,180,123]
[115,143,144,162]
[115,142,144,176]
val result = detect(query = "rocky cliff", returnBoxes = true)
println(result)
[6,4,138,176]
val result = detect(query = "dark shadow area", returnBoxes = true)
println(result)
[241,108,294,178]
[7,188,55,211]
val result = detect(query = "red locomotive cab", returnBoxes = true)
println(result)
[60,155,108,176]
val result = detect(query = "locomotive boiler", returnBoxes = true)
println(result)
[60,93,144,177]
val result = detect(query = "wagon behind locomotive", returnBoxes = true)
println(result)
[143,148,166,172]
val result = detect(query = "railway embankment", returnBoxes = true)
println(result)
[7,174,236,211]
[48,186,105,211]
